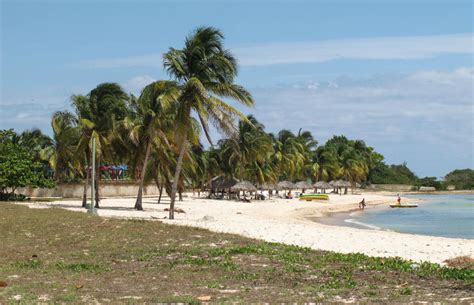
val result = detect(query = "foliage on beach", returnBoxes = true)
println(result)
[0,130,54,200]
[0,203,472,303]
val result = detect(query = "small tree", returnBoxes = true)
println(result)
[0,129,54,200]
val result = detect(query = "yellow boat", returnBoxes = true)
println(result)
[389,204,418,208]
[299,194,329,201]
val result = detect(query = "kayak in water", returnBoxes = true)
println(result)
[389,204,418,208]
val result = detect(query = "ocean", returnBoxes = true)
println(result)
[324,194,474,239]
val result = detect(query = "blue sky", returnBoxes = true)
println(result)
[1,0,473,177]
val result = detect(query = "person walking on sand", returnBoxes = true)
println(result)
[359,198,366,210]
[397,193,401,205]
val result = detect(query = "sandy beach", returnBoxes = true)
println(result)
[21,192,473,265]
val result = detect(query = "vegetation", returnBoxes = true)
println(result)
[444,169,474,190]
[0,130,54,200]
[0,203,472,303]
[1,27,471,207]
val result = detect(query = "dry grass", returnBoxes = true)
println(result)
[0,203,473,303]
[445,256,474,269]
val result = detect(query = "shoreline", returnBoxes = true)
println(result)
[17,192,474,264]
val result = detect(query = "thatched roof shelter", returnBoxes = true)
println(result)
[329,180,336,187]
[313,181,332,189]
[259,182,280,190]
[342,180,352,188]
[334,180,351,188]
[231,181,257,192]
[210,176,238,191]
[295,181,312,189]
[278,181,296,190]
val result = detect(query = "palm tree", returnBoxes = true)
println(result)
[273,130,306,181]
[163,26,254,219]
[74,83,128,208]
[123,80,180,210]
[41,111,80,181]
[220,115,274,183]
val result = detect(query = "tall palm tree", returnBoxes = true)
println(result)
[123,80,180,210]
[41,111,80,181]
[74,83,128,208]
[163,26,254,219]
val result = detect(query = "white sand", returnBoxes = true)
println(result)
[21,193,473,264]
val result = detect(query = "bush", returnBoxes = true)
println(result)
[0,129,54,200]
[0,193,29,201]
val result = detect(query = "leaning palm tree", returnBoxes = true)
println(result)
[163,26,254,219]
[123,80,180,210]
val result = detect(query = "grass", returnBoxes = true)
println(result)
[0,203,473,303]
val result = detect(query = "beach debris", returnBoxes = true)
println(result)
[197,295,212,301]
[164,208,185,213]
[0,280,8,287]
[410,263,419,269]
[201,215,215,221]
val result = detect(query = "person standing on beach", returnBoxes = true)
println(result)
[359,198,366,209]
[397,193,401,205]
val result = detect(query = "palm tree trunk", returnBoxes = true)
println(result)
[82,166,89,208]
[158,183,163,204]
[94,156,100,208]
[169,140,187,220]
[135,140,152,211]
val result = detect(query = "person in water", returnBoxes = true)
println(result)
[397,193,401,205]
[359,198,366,210]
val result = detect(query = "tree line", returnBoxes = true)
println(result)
[1,27,472,212]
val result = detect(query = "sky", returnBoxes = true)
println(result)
[1,0,473,177]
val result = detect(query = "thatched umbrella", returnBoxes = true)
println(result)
[278,181,296,190]
[259,182,279,191]
[231,181,257,199]
[210,176,238,199]
[313,181,332,193]
[341,180,352,194]
[295,181,312,193]
[278,181,296,197]
[258,182,279,199]
[333,180,351,194]
[231,181,257,192]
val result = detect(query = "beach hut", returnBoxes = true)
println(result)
[259,182,279,198]
[295,181,312,194]
[333,180,351,194]
[210,176,238,199]
[313,181,331,194]
[231,181,257,199]
[278,181,296,198]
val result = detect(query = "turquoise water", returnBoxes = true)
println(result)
[348,194,474,239]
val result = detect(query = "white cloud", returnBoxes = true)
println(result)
[76,33,474,69]
[248,67,473,175]
[235,33,473,66]
[122,75,156,94]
